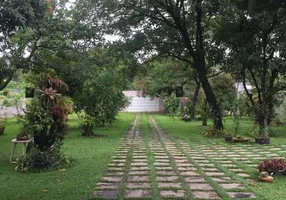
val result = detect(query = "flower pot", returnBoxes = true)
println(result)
[255,137,264,144]
[225,135,232,142]
[259,176,273,183]
[255,137,270,144]
[0,126,5,135]
[232,137,250,143]
[3,90,9,96]
[264,138,270,144]
[25,87,35,98]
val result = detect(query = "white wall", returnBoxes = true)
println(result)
[122,96,162,112]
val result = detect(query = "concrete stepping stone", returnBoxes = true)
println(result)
[111,159,126,163]
[212,177,232,182]
[201,168,219,172]
[180,171,200,176]
[227,192,256,198]
[156,176,179,182]
[215,160,233,164]
[107,167,125,172]
[195,160,210,163]
[108,163,125,167]
[92,190,119,199]
[125,189,152,198]
[229,168,243,172]
[205,172,225,176]
[158,182,182,189]
[154,160,171,163]
[104,171,124,176]
[154,156,169,159]
[174,159,189,163]
[198,163,215,167]
[154,162,171,166]
[131,163,148,166]
[129,171,149,175]
[155,167,173,170]
[101,177,123,182]
[178,167,197,171]
[221,164,237,167]
[193,191,221,199]
[188,183,213,190]
[132,159,148,163]
[96,182,121,190]
[127,183,151,189]
[128,176,149,182]
[237,173,250,178]
[191,157,206,160]
[176,163,194,167]
[130,167,149,171]
[133,156,147,159]
[160,190,185,198]
[185,176,206,183]
[156,171,177,176]
[220,183,244,190]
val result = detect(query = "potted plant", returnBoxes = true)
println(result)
[259,171,274,183]
[258,159,286,175]
[224,134,232,142]
[16,129,30,141]
[255,123,270,144]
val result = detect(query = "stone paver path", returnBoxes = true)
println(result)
[92,115,285,199]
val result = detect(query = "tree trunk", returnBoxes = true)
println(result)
[190,80,201,120]
[197,66,224,130]
[202,98,208,126]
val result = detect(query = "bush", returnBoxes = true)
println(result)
[258,159,286,174]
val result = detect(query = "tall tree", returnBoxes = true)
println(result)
[217,1,286,135]
[78,0,225,130]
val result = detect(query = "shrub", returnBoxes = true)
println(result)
[202,128,227,137]
[258,159,286,174]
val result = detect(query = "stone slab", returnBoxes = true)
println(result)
[220,183,244,190]
[156,171,177,176]
[101,177,123,183]
[96,182,121,190]
[104,171,124,176]
[180,171,200,176]
[125,189,152,198]
[160,190,185,198]
[212,177,232,182]
[158,182,182,189]
[156,176,179,182]
[237,173,251,178]
[127,183,151,189]
[92,190,119,199]
[227,192,256,198]
[184,176,206,183]
[193,191,221,199]
[128,176,149,182]
[205,172,225,176]
[188,183,213,190]
[129,171,149,175]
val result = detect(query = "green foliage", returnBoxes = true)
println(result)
[163,93,180,118]
[76,110,96,136]
[18,73,72,171]
[210,74,236,113]
[76,67,129,127]
[16,140,69,171]
[134,59,192,97]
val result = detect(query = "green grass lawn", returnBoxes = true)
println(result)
[0,113,135,200]
[153,114,286,200]
[1,113,286,200]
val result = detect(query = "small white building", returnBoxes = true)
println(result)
[122,91,164,112]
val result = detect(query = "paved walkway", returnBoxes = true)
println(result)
[92,115,285,199]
